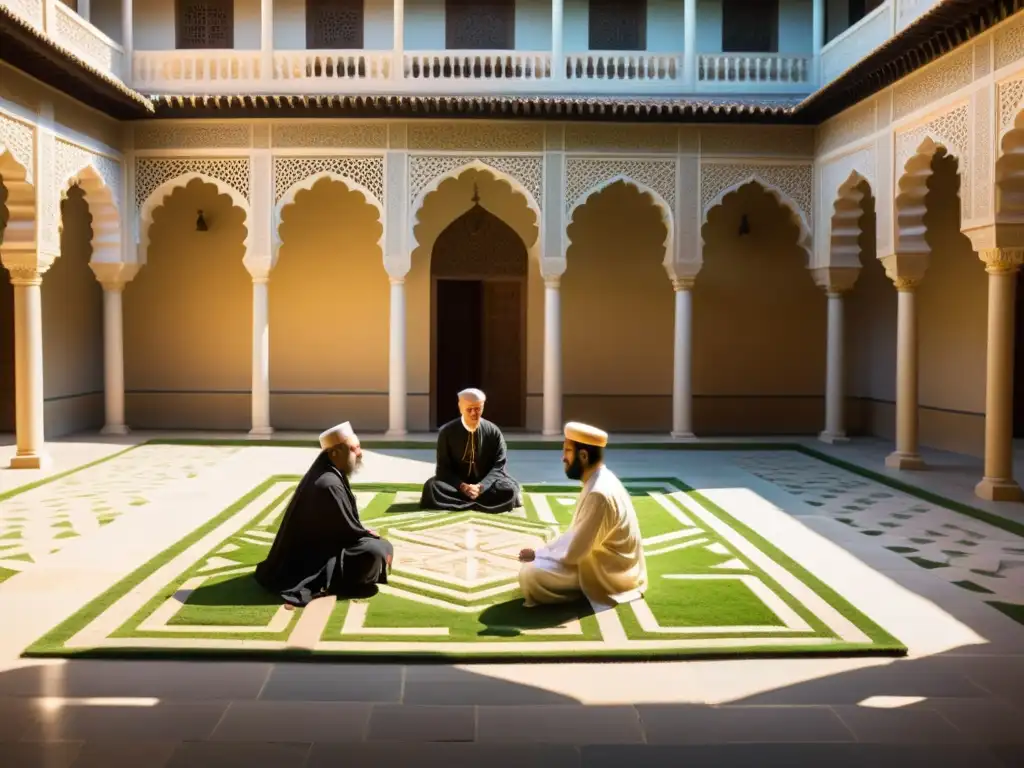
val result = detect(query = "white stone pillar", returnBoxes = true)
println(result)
[78,0,90,21]
[121,0,133,78]
[387,276,407,436]
[671,277,695,438]
[260,0,274,83]
[250,275,272,436]
[393,0,404,79]
[812,0,825,85]
[820,291,848,443]
[976,248,1024,501]
[683,0,697,89]
[543,276,562,436]
[8,267,50,469]
[885,278,925,470]
[90,263,138,435]
[552,0,564,80]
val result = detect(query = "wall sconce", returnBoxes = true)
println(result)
[738,214,751,236]
[196,210,209,232]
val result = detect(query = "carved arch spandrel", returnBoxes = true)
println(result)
[828,170,875,272]
[700,163,814,264]
[894,137,966,256]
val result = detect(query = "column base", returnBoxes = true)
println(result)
[671,431,697,440]
[248,426,274,439]
[9,451,53,470]
[542,429,561,437]
[885,451,927,470]
[818,431,849,445]
[385,429,408,438]
[100,424,130,436]
[974,476,1024,502]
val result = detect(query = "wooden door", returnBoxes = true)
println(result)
[445,0,515,50]
[0,268,13,433]
[435,279,483,427]
[481,280,524,429]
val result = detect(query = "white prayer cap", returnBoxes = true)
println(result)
[564,421,608,448]
[458,388,487,403]
[319,421,356,450]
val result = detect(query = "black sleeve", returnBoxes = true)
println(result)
[435,426,463,487]
[479,425,508,492]
[324,483,368,546]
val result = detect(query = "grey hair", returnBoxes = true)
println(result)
[458,388,486,403]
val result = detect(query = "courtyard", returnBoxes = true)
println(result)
[0,434,1021,767]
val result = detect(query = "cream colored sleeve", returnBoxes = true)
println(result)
[562,493,610,566]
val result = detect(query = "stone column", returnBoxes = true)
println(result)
[90,263,138,435]
[812,0,825,85]
[260,0,274,83]
[393,0,404,79]
[121,0,132,58]
[387,276,408,436]
[884,272,926,470]
[975,248,1024,501]
[543,276,562,436]
[7,266,50,469]
[812,267,859,443]
[683,0,697,89]
[671,277,696,438]
[78,0,90,21]
[551,0,564,80]
[249,273,273,436]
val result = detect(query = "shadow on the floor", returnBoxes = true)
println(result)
[477,597,596,637]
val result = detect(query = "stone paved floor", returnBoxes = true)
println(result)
[0,433,1021,767]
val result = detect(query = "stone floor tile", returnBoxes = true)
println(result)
[22,702,229,742]
[68,741,177,768]
[402,679,577,706]
[580,743,1007,768]
[306,741,582,768]
[637,704,854,744]
[922,699,1024,744]
[0,697,45,740]
[0,741,82,768]
[0,661,272,700]
[209,701,371,742]
[829,704,968,743]
[989,745,1024,767]
[164,740,310,768]
[475,705,644,744]
[258,664,402,702]
[367,704,475,741]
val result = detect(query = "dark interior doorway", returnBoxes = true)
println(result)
[1014,270,1024,437]
[0,266,13,435]
[431,192,528,430]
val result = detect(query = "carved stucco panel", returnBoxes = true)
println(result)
[272,123,388,149]
[134,123,253,150]
[563,124,678,153]
[995,13,1024,71]
[135,158,251,211]
[893,47,973,121]
[0,111,35,182]
[273,155,385,207]
[701,126,815,157]
[7,0,43,29]
[972,88,993,220]
[975,36,993,80]
[818,100,877,156]
[407,123,544,152]
[818,147,876,267]
[999,77,1024,135]
[36,131,59,256]
[895,103,971,218]
[408,154,543,211]
[564,157,677,214]
[700,163,813,228]
[55,139,123,211]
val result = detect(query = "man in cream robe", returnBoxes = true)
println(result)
[518,422,647,608]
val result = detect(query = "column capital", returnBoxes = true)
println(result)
[2,248,55,281]
[543,275,561,289]
[880,252,927,291]
[243,256,272,282]
[979,248,1024,275]
[671,276,696,291]
[810,266,859,295]
[90,261,140,290]
[389,276,406,286]
[7,267,43,286]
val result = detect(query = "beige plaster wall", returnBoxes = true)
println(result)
[0,180,13,433]
[408,168,542,432]
[269,178,388,430]
[124,179,251,429]
[41,187,105,437]
[562,181,673,432]
[695,182,826,434]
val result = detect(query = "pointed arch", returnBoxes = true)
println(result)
[58,163,122,263]
[996,108,1024,220]
[567,174,674,265]
[895,136,963,255]
[273,171,384,264]
[138,173,251,264]
[701,174,812,264]
[0,147,36,259]
[829,170,875,269]
[411,158,541,250]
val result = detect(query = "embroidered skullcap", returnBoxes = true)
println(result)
[319,421,355,450]
[458,388,487,402]
[564,422,608,448]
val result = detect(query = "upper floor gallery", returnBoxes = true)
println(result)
[6,0,937,97]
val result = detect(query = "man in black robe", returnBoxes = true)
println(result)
[254,421,393,607]
[420,388,522,513]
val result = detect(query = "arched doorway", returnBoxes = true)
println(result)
[1015,269,1024,438]
[0,177,14,435]
[431,190,527,429]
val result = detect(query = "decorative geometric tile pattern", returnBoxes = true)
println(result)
[735,452,1024,606]
[0,445,241,582]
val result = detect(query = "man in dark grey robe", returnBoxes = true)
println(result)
[420,388,522,513]
[254,421,393,607]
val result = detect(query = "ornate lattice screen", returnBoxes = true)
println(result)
[306,0,364,50]
[176,0,234,50]
[445,0,515,50]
